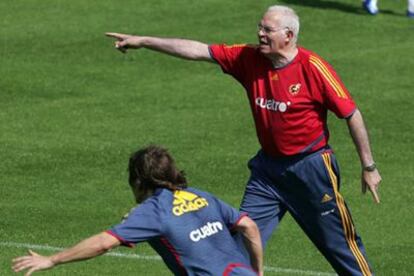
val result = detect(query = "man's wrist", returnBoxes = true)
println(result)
[50,254,61,266]
[363,162,377,172]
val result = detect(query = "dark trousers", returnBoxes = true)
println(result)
[238,147,374,276]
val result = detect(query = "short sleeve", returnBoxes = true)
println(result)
[211,196,246,230]
[107,200,162,247]
[209,44,249,81]
[309,55,357,118]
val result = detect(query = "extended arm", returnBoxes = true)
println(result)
[234,216,263,276]
[105,33,214,62]
[346,108,382,203]
[12,232,120,275]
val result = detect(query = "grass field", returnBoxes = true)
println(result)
[1,0,413,275]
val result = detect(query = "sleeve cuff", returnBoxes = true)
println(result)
[105,230,135,248]
[230,212,249,231]
[342,107,357,119]
[208,45,218,63]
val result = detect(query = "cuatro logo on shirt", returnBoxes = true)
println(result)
[172,190,209,216]
[189,221,223,242]
[255,97,291,112]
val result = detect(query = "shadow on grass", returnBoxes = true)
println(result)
[279,0,400,16]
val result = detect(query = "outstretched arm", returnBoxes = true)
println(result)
[346,108,382,203]
[105,32,214,62]
[12,232,120,275]
[234,216,263,276]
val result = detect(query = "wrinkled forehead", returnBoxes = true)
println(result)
[261,11,283,27]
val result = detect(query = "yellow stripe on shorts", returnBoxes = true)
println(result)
[322,153,372,276]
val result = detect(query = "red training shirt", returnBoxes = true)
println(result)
[209,44,356,157]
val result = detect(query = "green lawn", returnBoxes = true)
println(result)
[1,0,413,275]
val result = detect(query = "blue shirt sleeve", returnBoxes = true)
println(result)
[211,196,245,230]
[108,199,163,246]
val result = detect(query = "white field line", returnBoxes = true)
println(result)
[1,241,336,276]
[1,241,161,261]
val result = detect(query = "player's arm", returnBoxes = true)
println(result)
[105,32,214,62]
[12,232,120,275]
[233,216,263,276]
[309,56,381,203]
[346,108,382,203]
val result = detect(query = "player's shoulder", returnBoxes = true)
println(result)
[227,43,257,49]
[215,43,259,54]
[299,47,330,64]
[298,47,333,71]
[185,187,212,199]
[139,189,170,208]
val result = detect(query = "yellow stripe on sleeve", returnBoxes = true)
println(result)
[224,44,247,49]
[310,56,348,99]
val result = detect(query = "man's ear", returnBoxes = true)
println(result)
[285,29,294,43]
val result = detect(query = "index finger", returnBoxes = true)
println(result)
[105,32,130,40]
[369,186,380,204]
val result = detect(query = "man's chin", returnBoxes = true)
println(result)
[258,45,270,55]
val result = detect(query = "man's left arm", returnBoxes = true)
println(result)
[12,232,120,275]
[346,108,382,203]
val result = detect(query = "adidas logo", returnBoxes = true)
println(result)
[172,190,209,216]
[321,194,333,203]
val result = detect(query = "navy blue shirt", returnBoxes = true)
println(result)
[107,187,257,276]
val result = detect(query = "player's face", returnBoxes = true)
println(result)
[257,12,289,56]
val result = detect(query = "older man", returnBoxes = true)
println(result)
[106,5,381,275]
[12,146,263,276]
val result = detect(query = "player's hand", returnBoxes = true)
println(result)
[361,169,381,203]
[105,32,143,53]
[12,250,55,275]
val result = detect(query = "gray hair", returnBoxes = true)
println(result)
[266,5,300,43]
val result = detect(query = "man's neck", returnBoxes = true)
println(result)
[267,47,298,68]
